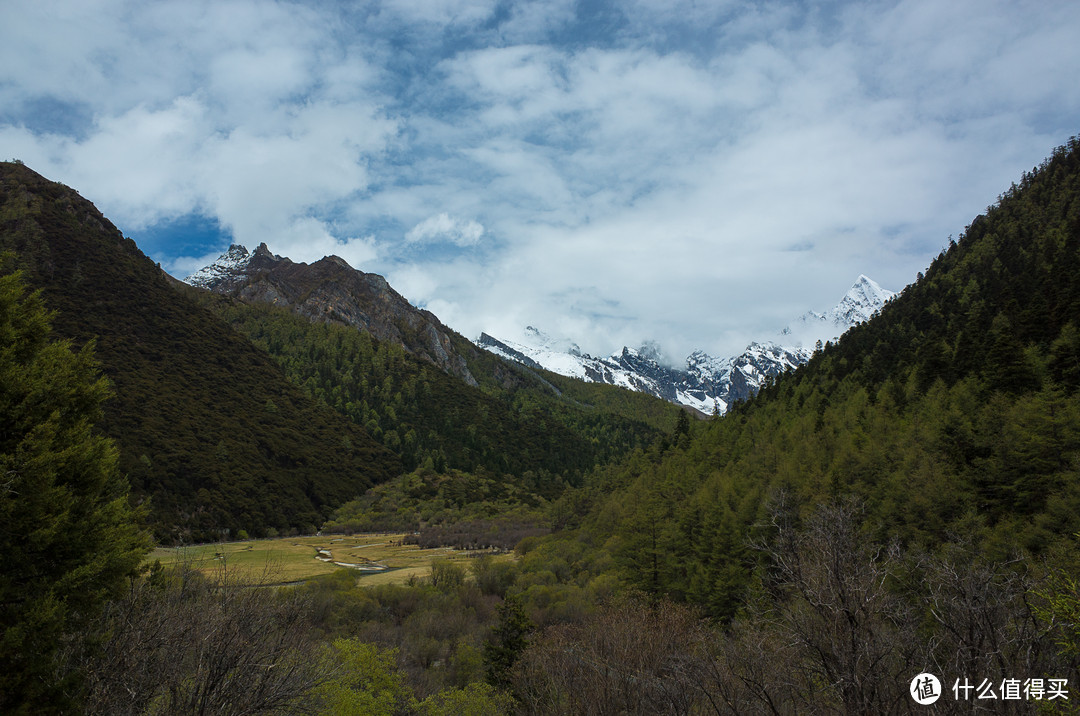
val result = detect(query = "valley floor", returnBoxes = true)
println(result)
[148,533,510,586]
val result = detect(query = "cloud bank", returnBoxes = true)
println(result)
[2,0,1078,358]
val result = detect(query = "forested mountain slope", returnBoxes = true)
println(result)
[196,293,673,488]
[0,162,401,542]
[553,137,1080,619]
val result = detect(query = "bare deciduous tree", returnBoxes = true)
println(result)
[68,556,327,715]
[761,498,917,714]
[513,595,711,715]
[908,540,1068,715]
[512,498,1079,715]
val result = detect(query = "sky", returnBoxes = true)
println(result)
[2,0,1078,361]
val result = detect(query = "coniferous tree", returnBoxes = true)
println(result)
[483,594,534,689]
[0,267,149,713]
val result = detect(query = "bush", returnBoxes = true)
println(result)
[430,559,466,592]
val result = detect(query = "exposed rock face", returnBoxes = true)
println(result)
[187,244,479,386]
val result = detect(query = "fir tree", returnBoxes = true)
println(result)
[0,266,149,713]
[483,594,534,688]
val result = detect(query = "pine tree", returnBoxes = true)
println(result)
[483,594,534,688]
[674,408,691,448]
[0,266,149,713]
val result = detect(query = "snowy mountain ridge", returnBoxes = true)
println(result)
[185,245,894,416]
[185,244,256,290]
[476,276,896,415]
[782,275,895,346]
[183,243,481,385]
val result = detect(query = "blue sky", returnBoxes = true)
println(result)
[2,0,1078,359]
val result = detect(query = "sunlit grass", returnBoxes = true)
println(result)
[147,533,499,585]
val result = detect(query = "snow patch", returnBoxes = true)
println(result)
[475,275,894,415]
[184,244,253,288]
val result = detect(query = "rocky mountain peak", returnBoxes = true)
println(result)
[782,275,896,347]
[185,244,255,289]
[834,275,893,325]
[253,242,276,258]
[185,245,480,386]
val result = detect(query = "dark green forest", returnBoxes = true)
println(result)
[0,163,402,543]
[0,159,676,543]
[190,292,685,547]
[3,138,1080,713]
[200,292,673,484]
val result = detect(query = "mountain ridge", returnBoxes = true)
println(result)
[477,275,896,414]
[186,243,480,386]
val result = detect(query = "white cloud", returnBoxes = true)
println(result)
[269,219,379,270]
[495,0,577,43]
[167,249,230,280]
[405,213,485,246]
[3,0,1078,362]
[386,264,440,307]
[208,47,310,110]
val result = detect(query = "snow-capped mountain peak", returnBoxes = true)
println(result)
[834,275,894,326]
[522,326,584,357]
[184,244,255,289]
[476,275,896,415]
[783,275,896,347]
[183,243,481,385]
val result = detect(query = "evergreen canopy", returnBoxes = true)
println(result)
[0,265,149,712]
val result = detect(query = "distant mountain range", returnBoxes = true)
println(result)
[188,245,895,416]
[475,275,896,414]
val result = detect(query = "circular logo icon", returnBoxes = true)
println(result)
[910,673,942,705]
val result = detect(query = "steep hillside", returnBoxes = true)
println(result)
[543,137,1080,619]
[197,293,670,485]
[0,162,401,542]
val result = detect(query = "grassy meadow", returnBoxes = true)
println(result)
[147,533,502,586]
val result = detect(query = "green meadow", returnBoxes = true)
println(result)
[147,533,498,585]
